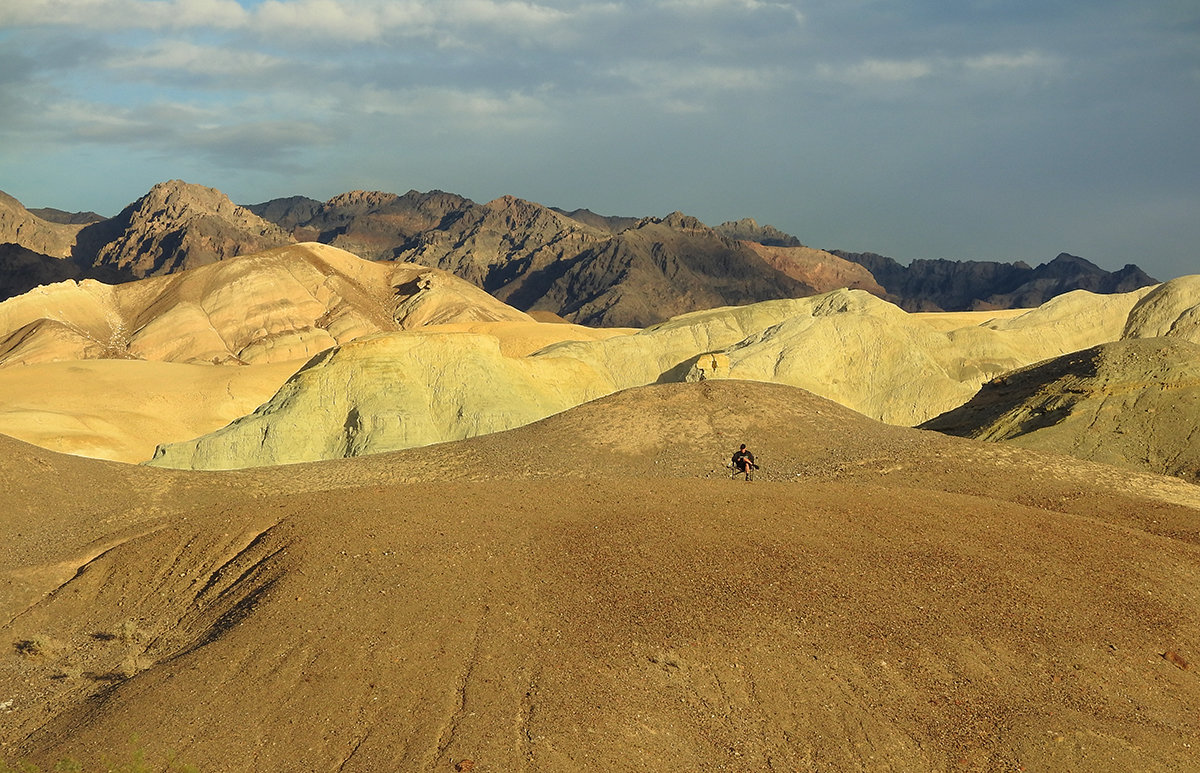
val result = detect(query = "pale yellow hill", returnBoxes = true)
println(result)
[151,285,1156,469]
[3,381,1198,771]
[0,359,304,462]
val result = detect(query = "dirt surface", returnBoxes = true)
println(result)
[2,381,1198,771]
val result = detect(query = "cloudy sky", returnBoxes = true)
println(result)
[1,0,1197,279]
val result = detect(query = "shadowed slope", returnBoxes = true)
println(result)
[3,381,1198,772]
[921,338,1200,481]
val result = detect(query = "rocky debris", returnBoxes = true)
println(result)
[72,180,294,279]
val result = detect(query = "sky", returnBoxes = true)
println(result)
[1,0,1197,280]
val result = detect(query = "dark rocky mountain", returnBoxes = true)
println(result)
[528,212,816,327]
[833,250,1158,312]
[72,180,294,280]
[243,195,322,231]
[263,189,475,260]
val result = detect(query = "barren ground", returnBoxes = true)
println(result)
[2,381,1197,771]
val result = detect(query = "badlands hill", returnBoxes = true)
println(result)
[3,380,1198,772]
[0,243,625,462]
[923,337,1200,481]
[0,242,533,369]
[149,278,1157,470]
[0,181,1158,323]
[922,276,1200,481]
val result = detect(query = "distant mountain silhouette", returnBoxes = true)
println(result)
[833,250,1158,311]
[27,207,105,225]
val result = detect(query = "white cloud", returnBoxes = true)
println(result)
[0,0,248,30]
[106,40,287,78]
[831,58,934,84]
[660,0,802,21]
[963,51,1058,73]
[1,0,574,41]
[820,50,1058,86]
[610,60,784,103]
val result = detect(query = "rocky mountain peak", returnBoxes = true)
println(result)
[72,179,293,279]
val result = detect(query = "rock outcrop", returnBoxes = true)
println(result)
[714,217,804,247]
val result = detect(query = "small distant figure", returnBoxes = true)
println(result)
[731,443,758,481]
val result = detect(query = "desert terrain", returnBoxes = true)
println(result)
[0,198,1197,771]
[2,380,1199,772]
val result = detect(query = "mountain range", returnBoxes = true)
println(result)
[0,180,1158,326]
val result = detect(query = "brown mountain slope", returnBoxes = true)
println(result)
[285,189,474,259]
[71,180,294,279]
[742,240,886,296]
[0,190,82,259]
[3,381,1198,772]
[396,194,611,294]
[535,213,816,327]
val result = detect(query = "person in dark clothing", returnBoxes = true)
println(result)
[731,443,757,481]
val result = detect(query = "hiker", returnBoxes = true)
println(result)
[731,443,757,480]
